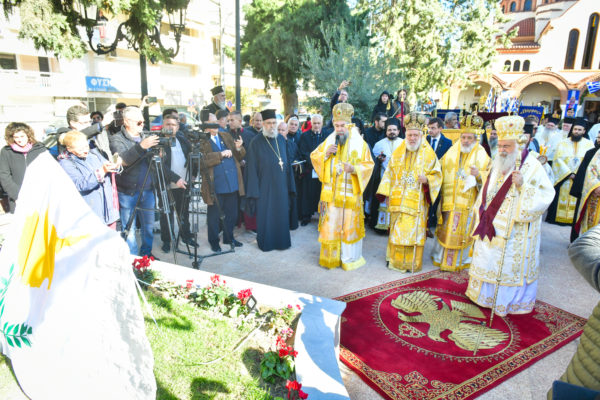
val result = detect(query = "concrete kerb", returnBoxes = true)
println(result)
[149,261,350,399]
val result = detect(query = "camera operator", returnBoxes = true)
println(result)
[199,112,245,252]
[158,114,196,252]
[109,106,159,257]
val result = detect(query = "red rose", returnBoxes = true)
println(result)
[298,389,308,399]
[286,380,301,390]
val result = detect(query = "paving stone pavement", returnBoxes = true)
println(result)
[156,215,600,400]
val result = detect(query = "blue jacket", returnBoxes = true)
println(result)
[59,148,119,225]
[426,134,453,159]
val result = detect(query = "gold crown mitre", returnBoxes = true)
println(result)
[495,115,525,140]
[404,112,427,131]
[332,103,354,123]
[460,114,484,135]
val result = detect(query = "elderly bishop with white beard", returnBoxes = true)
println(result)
[467,116,555,317]
[245,109,296,251]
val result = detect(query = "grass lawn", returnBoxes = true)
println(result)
[145,290,283,400]
[0,291,286,400]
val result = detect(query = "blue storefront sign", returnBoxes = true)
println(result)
[85,76,118,92]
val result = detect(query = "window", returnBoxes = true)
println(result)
[564,29,579,70]
[212,37,220,57]
[513,60,521,71]
[38,57,49,73]
[510,2,516,12]
[523,60,530,71]
[504,60,511,71]
[582,13,599,69]
[524,0,532,11]
[0,53,17,70]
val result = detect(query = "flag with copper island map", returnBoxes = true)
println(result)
[0,152,155,399]
[336,270,586,400]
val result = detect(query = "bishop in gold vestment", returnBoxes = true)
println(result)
[376,113,442,272]
[546,119,594,226]
[432,115,490,272]
[467,116,554,317]
[311,103,374,270]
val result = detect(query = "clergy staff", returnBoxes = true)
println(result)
[369,117,404,233]
[432,115,490,272]
[546,117,594,226]
[245,109,296,251]
[570,124,600,242]
[467,115,554,317]
[376,112,442,273]
[199,112,245,253]
[311,102,374,270]
[297,114,326,226]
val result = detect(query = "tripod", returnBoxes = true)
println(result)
[178,141,235,269]
[122,149,178,263]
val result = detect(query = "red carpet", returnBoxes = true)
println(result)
[336,270,586,400]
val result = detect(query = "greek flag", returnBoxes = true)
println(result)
[484,88,494,111]
[510,98,520,114]
[587,81,600,94]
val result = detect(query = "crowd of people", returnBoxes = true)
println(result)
[1,81,600,320]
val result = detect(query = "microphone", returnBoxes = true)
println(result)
[334,135,340,156]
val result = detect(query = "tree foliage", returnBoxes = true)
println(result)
[355,0,512,102]
[241,0,358,115]
[301,23,404,122]
[1,0,189,62]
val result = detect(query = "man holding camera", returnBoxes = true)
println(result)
[109,106,160,257]
[158,114,195,253]
[199,112,245,252]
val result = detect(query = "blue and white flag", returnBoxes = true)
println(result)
[484,88,494,111]
[587,81,600,94]
[510,98,520,114]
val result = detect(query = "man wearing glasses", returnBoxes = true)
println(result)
[109,106,160,257]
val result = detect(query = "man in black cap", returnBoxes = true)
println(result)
[245,109,296,251]
[547,117,594,226]
[203,85,227,115]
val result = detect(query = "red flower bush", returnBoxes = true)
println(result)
[286,380,308,399]
[236,288,252,305]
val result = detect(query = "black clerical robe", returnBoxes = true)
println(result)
[286,137,301,230]
[246,134,296,251]
[569,146,600,242]
[298,129,326,221]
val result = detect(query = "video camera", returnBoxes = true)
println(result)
[184,122,220,144]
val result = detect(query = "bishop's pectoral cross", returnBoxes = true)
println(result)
[278,157,284,171]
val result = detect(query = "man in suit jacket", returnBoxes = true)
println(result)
[199,112,246,253]
[425,117,452,236]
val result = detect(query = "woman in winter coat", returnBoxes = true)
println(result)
[0,122,47,213]
[58,131,120,228]
[371,91,396,121]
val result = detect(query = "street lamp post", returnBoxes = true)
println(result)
[78,3,187,127]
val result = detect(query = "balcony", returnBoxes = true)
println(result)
[0,69,84,97]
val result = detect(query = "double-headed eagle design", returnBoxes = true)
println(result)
[391,291,509,351]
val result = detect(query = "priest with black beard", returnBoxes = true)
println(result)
[570,122,600,242]
[297,114,326,225]
[546,117,594,226]
[245,109,296,251]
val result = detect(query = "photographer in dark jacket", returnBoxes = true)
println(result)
[158,114,195,253]
[109,106,160,257]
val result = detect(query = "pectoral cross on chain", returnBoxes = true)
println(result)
[278,158,284,171]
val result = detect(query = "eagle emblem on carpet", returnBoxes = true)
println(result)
[391,290,509,351]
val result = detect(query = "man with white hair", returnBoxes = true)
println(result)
[376,112,442,272]
[444,111,459,129]
[431,115,490,272]
[203,85,227,115]
[540,114,562,161]
[245,109,296,251]
[109,106,160,257]
[298,113,326,225]
[311,103,374,270]
[467,115,554,317]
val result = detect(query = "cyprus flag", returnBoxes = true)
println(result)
[0,152,155,399]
